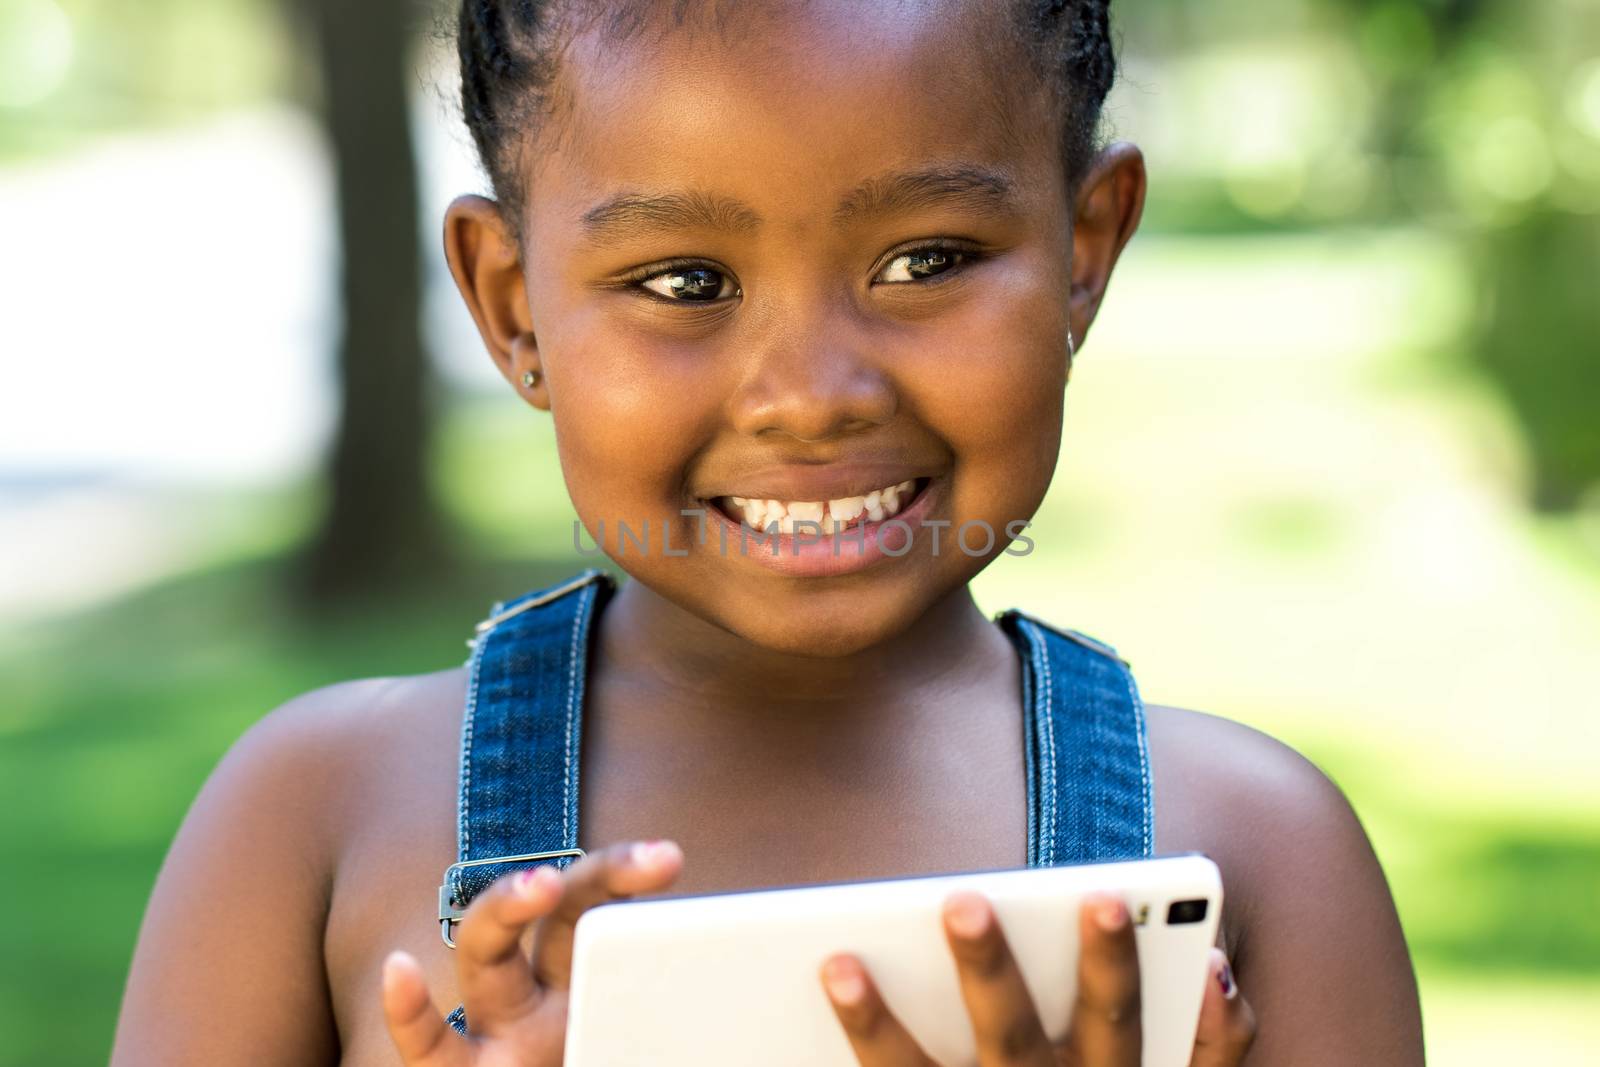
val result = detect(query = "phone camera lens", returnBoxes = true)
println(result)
[1166,898,1209,925]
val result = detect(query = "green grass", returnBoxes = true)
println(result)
[0,550,591,1063]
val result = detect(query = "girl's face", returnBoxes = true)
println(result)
[449,0,1145,657]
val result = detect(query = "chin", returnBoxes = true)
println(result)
[727,615,900,659]
[707,581,937,658]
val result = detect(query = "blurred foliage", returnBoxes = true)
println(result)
[0,0,293,159]
[1469,209,1600,509]
[1116,0,1600,509]
[1114,0,1600,227]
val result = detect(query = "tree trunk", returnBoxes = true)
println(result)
[296,0,450,603]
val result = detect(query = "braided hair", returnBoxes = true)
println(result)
[457,0,1118,241]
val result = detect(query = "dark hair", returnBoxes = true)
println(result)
[458,0,1117,239]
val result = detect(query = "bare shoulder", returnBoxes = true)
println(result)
[1142,704,1424,1066]
[111,667,467,1066]
[246,666,468,759]
[1143,703,1381,936]
[1143,703,1358,848]
[185,667,466,861]
[242,668,468,837]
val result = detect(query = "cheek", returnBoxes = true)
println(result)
[909,271,1068,519]
[537,304,716,526]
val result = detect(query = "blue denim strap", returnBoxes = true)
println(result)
[995,609,1155,866]
[444,567,615,1036]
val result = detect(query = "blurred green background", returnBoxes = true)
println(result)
[2,0,1597,1062]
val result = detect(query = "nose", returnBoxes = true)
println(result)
[725,302,898,443]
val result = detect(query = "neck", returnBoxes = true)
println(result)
[597,575,1013,728]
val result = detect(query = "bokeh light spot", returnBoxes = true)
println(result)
[1568,60,1600,141]
[1473,116,1554,203]
[0,0,74,109]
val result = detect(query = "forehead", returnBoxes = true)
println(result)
[522,0,1060,235]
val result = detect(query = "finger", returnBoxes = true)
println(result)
[1189,948,1257,1067]
[453,863,565,1036]
[1068,894,1142,1067]
[530,839,685,990]
[941,892,1053,1065]
[820,954,935,1066]
[381,950,471,1067]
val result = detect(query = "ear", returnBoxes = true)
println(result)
[443,194,547,409]
[1068,142,1147,352]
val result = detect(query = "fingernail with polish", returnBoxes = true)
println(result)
[514,865,556,898]
[1216,955,1237,1000]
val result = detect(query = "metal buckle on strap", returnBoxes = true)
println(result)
[437,848,587,947]
[462,570,608,650]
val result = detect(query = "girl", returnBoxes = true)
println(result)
[111,1,1425,1064]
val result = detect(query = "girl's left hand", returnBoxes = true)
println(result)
[820,891,1256,1067]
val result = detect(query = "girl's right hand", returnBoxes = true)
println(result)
[380,839,685,1066]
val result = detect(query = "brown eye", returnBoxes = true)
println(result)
[877,247,966,284]
[641,266,738,302]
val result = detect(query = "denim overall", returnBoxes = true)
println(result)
[439,567,1153,1036]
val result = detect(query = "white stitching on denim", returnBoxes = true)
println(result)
[1023,618,1058,866]
[1121,656,1154,856]
[446,603,497,1034]
[1008,611,1040,868]
[562,584,593,850]
[1039,626,1057,865]
[455,599,498,894]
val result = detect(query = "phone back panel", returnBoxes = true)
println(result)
[564,854,1222,1067]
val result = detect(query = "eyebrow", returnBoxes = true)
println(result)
[832,164,1021,224]
[578,164,1021,244]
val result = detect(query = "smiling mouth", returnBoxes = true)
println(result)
[707,477,932,534]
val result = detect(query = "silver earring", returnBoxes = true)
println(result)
[1067,325,1076,359]
[521,369,541,388]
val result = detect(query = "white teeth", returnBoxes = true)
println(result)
[783,501,825,536]
[828,496,865,530]
[787,501,824,524]
[863,489,885,522]
[883,483,921,518]
[719,479,920,532]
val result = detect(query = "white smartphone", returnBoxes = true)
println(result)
[564,853,1222,1067]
